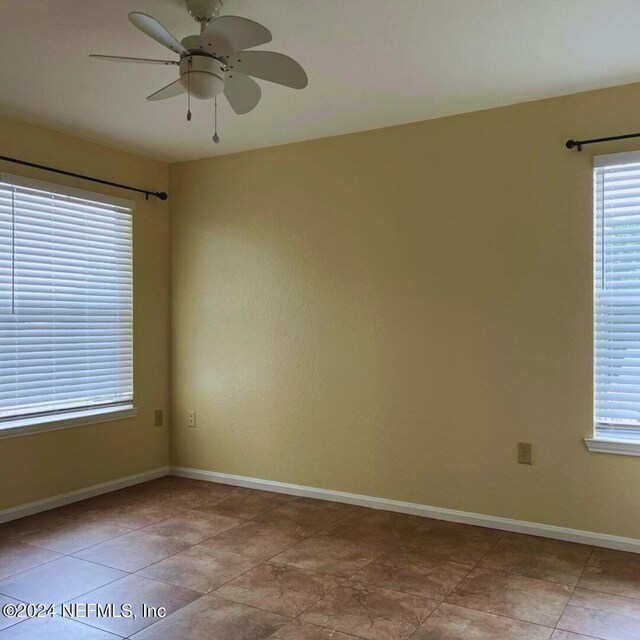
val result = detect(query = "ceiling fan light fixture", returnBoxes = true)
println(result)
[179,56,225,99]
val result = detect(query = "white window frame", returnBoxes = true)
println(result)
[0,174,137,439]
[586,151,640,456]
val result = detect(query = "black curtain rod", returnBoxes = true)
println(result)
[0,154,168,201]
[565,132,640,152]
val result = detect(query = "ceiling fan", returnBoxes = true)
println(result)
[90,0,308,142]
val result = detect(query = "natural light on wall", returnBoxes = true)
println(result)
[0,174,133,435]
[592,152,640,452]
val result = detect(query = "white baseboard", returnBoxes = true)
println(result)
[3,464,638,555]
[170,466,640,554]
[0,467,170,524]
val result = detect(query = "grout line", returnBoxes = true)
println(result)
[22,527,137,557]
[434,597,560,631]
[406,602,443,640]
[0,591,36,604]
[410,601,558,637]
[552,545,594,633]
[447,531,601,587]
[0,554,65,583]
[60,616,126,639]
[548,547,625,640]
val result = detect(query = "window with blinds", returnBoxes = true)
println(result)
[0,173,133,426]
[594,153,640,441]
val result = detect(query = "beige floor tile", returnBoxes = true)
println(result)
[271,537,380,577]
[478,535,592,585]
[402,522,501,566]
[138,479,242,510]
[196,489,294,520]
[557,587,640,640]
[0,616,123,639]
[256,500,355,537]
[139,510,243,544]
[301,581,437,640]
[216,564,342,617]
[319,510,425,545]
[446,568,572,627]
[63,501,185,530]
[0,556,125,603]
[162,492,238,511]
[74,530,190,572]
[138,544,258,593]
[18,520,131,555]
[426,522,503,545]
[0,595,24,632]
[130,595,288,640]
[203,521,307,561]
[66,574,200,637]
[0,539,61,580]
[0,512,70,540]
[412,603,553,639]
[578,548,640,600]
[269,620,363,639]
[550,631,597,640]
[354,546,471,599]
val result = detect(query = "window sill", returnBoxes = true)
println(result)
[0,405,138,440]
[585,437,640,457]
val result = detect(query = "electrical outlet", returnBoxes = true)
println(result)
[517,442,533,465]
[154,409,163,427]
[187,411,196,428]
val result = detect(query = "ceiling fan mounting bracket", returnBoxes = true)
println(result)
[185,0,223,23]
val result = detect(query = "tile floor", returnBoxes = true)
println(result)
[0,477,638,639]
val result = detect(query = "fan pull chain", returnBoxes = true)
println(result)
[212,96,220,143]
[187,58,192,122]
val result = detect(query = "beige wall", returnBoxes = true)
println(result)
[170,82,640,540]
[0,115,170,509]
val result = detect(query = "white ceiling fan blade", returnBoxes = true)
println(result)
[147,79,186,101]
[200,16,271,56]
[224,72,261,114]
[90,55,178,66]
[226,51,308,89]
[129,12,188,56]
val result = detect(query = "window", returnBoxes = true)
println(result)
[0,173,134,436]
[591,152,640,454]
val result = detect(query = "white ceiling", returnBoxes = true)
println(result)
[2,0,640,162]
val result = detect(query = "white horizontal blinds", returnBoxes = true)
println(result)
[0,179,133,421]
[594,159,640,436]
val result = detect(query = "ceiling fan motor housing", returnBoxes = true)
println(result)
[186,0,223,22]
[179,55,225,99]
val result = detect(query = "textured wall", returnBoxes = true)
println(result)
[170,82,640,539]
[0,115,170,508]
